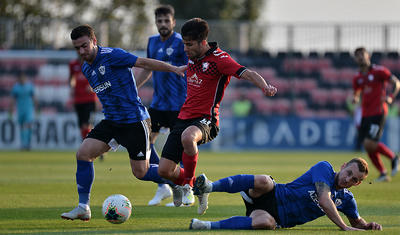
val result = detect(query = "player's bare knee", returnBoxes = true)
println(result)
[254,175,274,191]
[76,149,91,161]
[181,135,194,149]
[157,166,170,179]
[131,167,147,179]
[263,218,277,230]
[251,211,276,230]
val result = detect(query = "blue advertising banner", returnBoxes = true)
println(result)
[1,113,399,151]
[206,116,399,151]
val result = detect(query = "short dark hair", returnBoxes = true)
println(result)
[354,47,367,56]
[347,157,369,176]
[181,18,209,42]
[71,24,96,40]
[155,5,175,18]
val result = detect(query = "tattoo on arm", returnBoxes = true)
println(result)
[315,182,330,196]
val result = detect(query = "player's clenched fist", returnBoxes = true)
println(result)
[262,84,277,96]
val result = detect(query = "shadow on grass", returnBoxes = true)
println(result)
[0,205,237,220]
[1,205,399,234]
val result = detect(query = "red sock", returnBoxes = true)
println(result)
[80,127,91,139]
[173,167,185,186]
[368,151,385,173]
[376,142,395,160]
[182,152,198,187]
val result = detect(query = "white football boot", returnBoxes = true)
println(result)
[148,184,172,206]
[189,218,211,230]
[61,205,91,221]
[165,202,175,207]
[172,185,183,207]
[182,184,195,206]
[194,173,212,215]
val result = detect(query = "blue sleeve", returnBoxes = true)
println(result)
[108,48,138,67]
[338,195,360,219]
[310,161,334,187]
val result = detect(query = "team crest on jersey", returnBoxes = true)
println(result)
[368,74,374,81]
[202,62,209,72]
[166,47,174,56]
[99,66,105,75]
[334,198,342,207]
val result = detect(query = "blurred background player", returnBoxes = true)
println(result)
[61,24,186,221]
[136,5,188,207]
[69,54,104,160]
[10,73,36,151]
[191,158,382,231]
[352,47,400,182]
[158,18,277,209]
[232,91,253,118]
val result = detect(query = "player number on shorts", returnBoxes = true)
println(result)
[200,118,211,126]
[369,124,379,138]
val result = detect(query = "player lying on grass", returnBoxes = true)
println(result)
[190,158,382,231]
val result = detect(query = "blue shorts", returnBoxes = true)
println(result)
[17,111,34,124]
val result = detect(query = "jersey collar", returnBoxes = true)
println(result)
[197,42,218,61]
[205,42,218,56]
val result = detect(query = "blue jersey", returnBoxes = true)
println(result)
[82,46,149,123]
[11,82,35,117]
[275,161,360,228]
[147,32,187,111]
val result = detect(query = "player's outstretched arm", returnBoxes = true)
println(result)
[348,216,382,231]
[135,57,186,77]
[239,69,277,96]
[315,182,363,231]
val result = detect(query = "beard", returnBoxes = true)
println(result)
[159,28,172,38]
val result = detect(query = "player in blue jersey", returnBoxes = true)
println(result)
[10,73,36,151]
[190,158,382,231]
[61,24,186,221]
[136,5,188,207]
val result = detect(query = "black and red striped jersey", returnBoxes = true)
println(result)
[178,42,246,126]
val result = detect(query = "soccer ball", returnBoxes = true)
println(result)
[102,194,132,224]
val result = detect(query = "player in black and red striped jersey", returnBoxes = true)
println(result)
[158,18,277,213]
[352,47,400,182]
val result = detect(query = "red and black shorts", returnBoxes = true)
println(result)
[359,114,386,141]
[161,117,219,164]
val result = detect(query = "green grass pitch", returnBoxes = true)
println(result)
[0,151,399,234]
